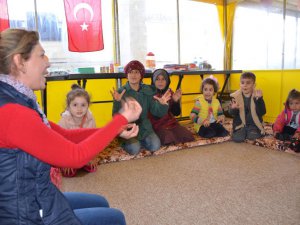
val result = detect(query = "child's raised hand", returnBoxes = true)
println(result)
[110,87,126,101]
[253,89,263,100]
[154,89,171,105]
[119,123,139,139]
[217,115,225,124]
[202,119,210,127]
[119,97,142,122]
[230,98,239,109]
[172,89,182,102]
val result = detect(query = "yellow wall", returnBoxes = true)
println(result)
[230,70,300,123]
[38,79,117,127]
[38,70,299,125]
[39,73,227,126]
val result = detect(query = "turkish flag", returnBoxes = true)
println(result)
[63,0,104,52]
[0,0,10,32]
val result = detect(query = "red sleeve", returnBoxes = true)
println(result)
[0,104,127,168]
[273,110,286,133]
[49,121,98,144]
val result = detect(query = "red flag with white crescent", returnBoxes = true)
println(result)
[0,0,10,32]
[63,0,104,52]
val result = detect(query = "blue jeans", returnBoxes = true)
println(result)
[123,132,161,155]
[64,192,126,225]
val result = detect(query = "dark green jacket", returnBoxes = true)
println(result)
[112,82,168,140]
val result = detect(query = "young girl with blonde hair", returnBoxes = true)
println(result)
[59,84,98,176]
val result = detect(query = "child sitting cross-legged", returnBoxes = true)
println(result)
[190,76,229,138]
[58,84,98,177]
[273,89,300,152]
[229,72,266,142]
[149,69,195,145]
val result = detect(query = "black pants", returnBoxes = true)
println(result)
[275,126,296,141]
[198,122,229,138]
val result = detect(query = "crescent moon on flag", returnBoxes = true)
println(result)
[73,3,94,21]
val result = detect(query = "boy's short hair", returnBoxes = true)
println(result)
[240,72,256,83]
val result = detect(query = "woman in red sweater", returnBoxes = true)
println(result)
[0,28,141,225]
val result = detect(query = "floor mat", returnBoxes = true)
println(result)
[245,123,299,155]
[95,119,299,165]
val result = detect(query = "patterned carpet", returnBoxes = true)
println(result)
[96,119,299,165]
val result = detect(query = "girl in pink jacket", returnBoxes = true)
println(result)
[273,89,300,146]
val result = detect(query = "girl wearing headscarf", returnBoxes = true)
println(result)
[149,69,195,145]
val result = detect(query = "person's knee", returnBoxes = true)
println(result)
[87,193,109,207]
[74,208,126,225]
[247,131,262,140]
[232,136,245,143]
[198,128,216,138]
[143,133,161,151]
[232,131,245,142]
[108,208,126,225]
[63,192,110,209]
[123,142,141,155]
[148,139,161,151]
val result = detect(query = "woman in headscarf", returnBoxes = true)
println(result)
[149,69,194,145]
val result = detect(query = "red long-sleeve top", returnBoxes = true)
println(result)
[0,103,127,168]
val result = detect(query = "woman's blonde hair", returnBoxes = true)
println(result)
[0,28,39,74]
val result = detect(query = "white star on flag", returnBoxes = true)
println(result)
[80,22,89,31]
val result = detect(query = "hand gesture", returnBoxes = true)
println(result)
[253,89,263,100]
[230,98,240,109]
[119,97,142,123]
[154,89,171,105]
[172,89,182,102]
[119,123,139,139]
[110,87,126,102]
[216,115,225,123]
[202,119,210,127]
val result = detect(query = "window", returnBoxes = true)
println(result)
[7,0,224,71]
[118,0,178,68]
[179,0,223,70]
[284,10,300,69]
[232,2,284,70]
[7,0,114,72]
[232,0,300,70]
[7,0,35,30]
[118,0,223,69]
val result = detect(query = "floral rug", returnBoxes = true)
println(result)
[245,124,299,154]
[96,119,298,165]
